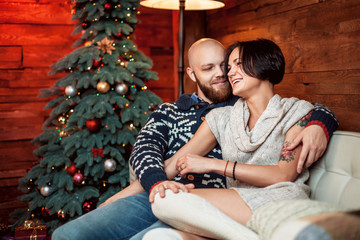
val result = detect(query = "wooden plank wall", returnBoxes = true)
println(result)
[0,0,174,225]
[206,0,360,132]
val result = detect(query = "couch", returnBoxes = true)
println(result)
[134,131,360,239]
[248,130,360,239]
[307,130,360,208]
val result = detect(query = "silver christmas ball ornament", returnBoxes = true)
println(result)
[40,185,52,196]
[104,159,117,172]
[65,85,76,97]
[115,83,128,95]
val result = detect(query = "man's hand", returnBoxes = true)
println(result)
[149,180,194,203]
[287,125,327,173]
[98,195,118,208]
[97,179,145,208]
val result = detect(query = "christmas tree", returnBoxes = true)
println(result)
[12,0,162,234]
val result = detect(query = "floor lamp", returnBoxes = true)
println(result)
[139,0,225,97]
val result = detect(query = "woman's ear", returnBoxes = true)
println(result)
[186,67,197,83]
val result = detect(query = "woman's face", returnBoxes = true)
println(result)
[227,47,262,98]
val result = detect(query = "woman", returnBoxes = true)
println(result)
[143,39,315,240]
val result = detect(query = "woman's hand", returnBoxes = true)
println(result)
[149,180,194,203]
[176,154,216,178]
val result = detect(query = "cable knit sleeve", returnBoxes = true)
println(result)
[308,103,339,141]
[129,103,170,192]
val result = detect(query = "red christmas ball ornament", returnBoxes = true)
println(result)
[115,32,122,38]
[118,56,127,62]
[82,201,95,213]
[104,3,113,11]
[81,20,90,29]
[41,207,50,217]
[66,163,77,176]
[73,173,84,184]
[86,118,101,132]
[92,57,102,68]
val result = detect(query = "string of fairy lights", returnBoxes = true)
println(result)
[23,0,159,223]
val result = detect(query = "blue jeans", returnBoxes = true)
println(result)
[129,220,171,240]
[52,192,161,240]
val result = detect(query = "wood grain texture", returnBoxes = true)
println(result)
[0,1,73,24]
[0,24,76,46]
[0,69,64,88]
[0,2,175,225]
[23,46,74,68]
[0,46,22,69]
[206,0,360,132]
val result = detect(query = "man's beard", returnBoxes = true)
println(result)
[194,74,232,104]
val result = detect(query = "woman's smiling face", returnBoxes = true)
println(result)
[227,47,262,98]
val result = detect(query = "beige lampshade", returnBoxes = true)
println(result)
[139,0,225,10]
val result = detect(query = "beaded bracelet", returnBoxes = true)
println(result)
[233,161,237,180]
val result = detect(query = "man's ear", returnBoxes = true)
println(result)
[186,67,197,83]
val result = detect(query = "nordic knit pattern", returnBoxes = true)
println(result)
[206,95,315,211]
[130,94,338,193]
[308,103,339,141]
[129,94,237,192]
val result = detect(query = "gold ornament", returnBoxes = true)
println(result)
[58,116,66,125]
[97,82,110,93]
[58,209,65,219]
[84,40,93,47]
[96,37,115,55]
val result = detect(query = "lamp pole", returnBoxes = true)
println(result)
[178,0,185,97]
[139,0,225,97]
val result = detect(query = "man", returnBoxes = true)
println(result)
[52,39,338,240]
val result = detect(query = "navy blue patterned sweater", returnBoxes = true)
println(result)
[129,94,338,192]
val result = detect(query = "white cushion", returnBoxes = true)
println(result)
[308,131,360,210]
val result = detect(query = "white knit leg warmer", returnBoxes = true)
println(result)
[151,190,259,240]
[142,228,183,240]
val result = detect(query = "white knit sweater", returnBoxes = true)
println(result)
[206,94,314,211]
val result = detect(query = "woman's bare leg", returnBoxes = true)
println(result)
[189,188,252,225]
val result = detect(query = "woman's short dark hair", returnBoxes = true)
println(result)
[224,39,285,85]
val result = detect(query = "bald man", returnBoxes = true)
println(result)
[52,38,234,240]
[52,39,338,240]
